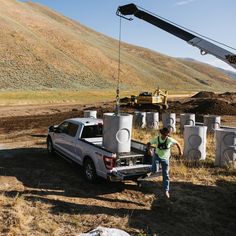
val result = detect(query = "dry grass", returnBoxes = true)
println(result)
[0,124,236,235]
[0,104,236,235]
[0,90,194,106]
[0,90,142,106]
[131,127,236,235]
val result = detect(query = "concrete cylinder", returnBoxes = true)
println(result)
[162,113,176,133]
[183,125,207,161]
[146,112,159,130]
[84,110,97,119]
[215,128,236,169]
[203,115,221,133]
[133,111,146,128]
[180,113,195,132]
[103,113,133,153]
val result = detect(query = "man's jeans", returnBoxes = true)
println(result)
[151,153,170,192]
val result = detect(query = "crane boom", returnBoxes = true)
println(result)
[116,3,236,70]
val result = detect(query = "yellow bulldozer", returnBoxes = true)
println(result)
[130,88,168,109]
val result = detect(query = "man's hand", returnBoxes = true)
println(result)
[175,142,183,157]
[146,142,154,156]
[147,148,154,156]
[146,142,151,148]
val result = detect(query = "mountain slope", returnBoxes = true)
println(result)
[0,0,235,91]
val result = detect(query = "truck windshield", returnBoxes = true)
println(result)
[81,125,103,138]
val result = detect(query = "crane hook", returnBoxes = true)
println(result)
[116,10,133,21]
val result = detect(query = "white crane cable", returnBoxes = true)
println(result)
[115,16,122,115]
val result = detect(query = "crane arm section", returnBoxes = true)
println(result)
[117,3,236,70]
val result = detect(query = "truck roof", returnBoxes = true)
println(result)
[65,118,103,126]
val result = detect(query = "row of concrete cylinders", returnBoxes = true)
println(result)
[133,111,221,133]
[84,111,235,169]
[83,110,221,133]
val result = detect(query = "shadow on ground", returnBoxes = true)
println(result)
[1,147,236,236]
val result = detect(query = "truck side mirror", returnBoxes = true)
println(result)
[49,125,55,132]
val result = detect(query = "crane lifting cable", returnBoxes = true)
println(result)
[115,15,123,115]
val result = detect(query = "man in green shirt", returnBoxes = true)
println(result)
[147,127,182,198]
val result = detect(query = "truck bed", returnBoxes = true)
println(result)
[83,137,152,166]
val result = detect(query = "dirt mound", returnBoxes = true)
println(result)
[192,91,236,102]
[219,92,236,103]
[222,92,236,96]
[120,97,131,103]
[189,99,236,115]
[191,91,217,98]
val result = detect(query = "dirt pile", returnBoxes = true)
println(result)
[188,91,236,115]
[188,99,236,115]
[219,92,236,102]
[192,91,218,99]
[192,91,236,103]
[120,97,131,103]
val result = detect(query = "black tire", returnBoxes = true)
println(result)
[47,137,55,155]
[83,158,98,183]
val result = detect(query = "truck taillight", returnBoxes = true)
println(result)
[103,156,116,170]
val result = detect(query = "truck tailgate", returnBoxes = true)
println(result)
[109,164,151,180]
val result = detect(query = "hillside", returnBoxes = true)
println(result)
[218,68,236,80]
[0,0,236,92]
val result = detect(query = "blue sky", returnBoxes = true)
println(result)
[26,0,235,71]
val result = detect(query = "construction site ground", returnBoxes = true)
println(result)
[0,92,236,235]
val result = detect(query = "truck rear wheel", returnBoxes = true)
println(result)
[83,158,98,183]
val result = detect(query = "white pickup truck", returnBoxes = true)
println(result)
[46,118,152,182]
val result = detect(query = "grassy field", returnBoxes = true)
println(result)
[0,90,119,105]
[0,90,195,106]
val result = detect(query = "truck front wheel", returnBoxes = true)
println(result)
[47,137,55,155]
[83,158,98,183]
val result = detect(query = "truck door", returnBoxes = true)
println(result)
[63,122,79,160]
[53,121,69,154]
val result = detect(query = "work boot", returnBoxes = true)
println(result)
[165,191,170,198]
[145,172,161,179]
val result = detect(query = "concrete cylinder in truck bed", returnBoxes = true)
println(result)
[103,113,133,153]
